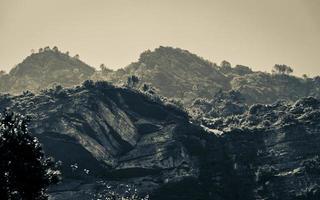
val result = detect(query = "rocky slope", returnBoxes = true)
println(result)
[198,97,320,200]
[0,81,204,199]
[1,82,320,199]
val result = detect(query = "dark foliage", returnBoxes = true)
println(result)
[0,111,60,200]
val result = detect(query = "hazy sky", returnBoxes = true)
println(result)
[1,0,320,76]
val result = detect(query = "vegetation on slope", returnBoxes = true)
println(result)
[0,46,95,94]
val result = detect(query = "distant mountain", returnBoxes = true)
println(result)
[1,46,320,106]
[109,46,231,104]
[0,47,95,94]
[108,46,320,106]
[231,72,320,105]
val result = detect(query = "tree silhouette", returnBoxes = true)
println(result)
[100,64,112,74]
[127,75,139,88]
[0,70,6,76]
[44,46,50,51]
[273,64,293,75]
[220,60,232,73]
[52,46,59,52]
[220,60,231,69]
[303,74,308,80]
[0,111,60,200]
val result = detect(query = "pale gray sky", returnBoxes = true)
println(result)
[0,0,319,76]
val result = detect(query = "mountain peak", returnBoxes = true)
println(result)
[10,47,94,77]
[1,47,95,94]
[138,46,212,68]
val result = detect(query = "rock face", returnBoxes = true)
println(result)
[198,97,320,200]
[0,82,203,199]
[1,81,320,200]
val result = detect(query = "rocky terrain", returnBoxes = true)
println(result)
[199,97,320,200]
[1,81,320,199]
[0,81,205,199]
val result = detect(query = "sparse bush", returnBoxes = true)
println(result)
[127,75,139,88]
[82,80,95,89]
[233,65,253,75]
[22,90,34,97]
[54,85,68,98]
[249,104,266,115]
[100,64,113,74]
[273,64,293,75]
[95,80,114,90]
[219,60,232,73]
[52,46,59,52]
[0,70,6,76]
[44,46,50,51]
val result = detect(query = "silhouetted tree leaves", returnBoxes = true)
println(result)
[0,111,60,200]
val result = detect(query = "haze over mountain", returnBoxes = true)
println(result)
[1,0,320,76]
[1,46,319,108]
[0,47,94,94]
[112,46,320,105]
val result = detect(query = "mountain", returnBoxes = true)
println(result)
[1,46,319,107]
[231,72,320,105]
[1,82,320,199]
[109,46,231,104]
[107,46,320,106]
[0,47,95,94]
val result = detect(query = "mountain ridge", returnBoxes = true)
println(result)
[0,47,95,94]
[1,46,319,107]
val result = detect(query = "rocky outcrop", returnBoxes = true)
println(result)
[0,82,203,199]
[197,97,320,200]
[1,81,320,200]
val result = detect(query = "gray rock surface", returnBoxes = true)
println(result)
[1,83,320,200]
[0,83,202,199]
